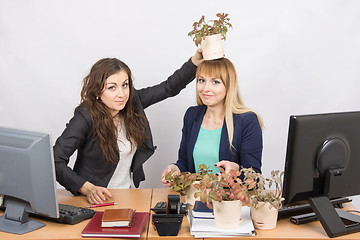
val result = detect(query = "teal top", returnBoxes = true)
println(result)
[193,126,222,174]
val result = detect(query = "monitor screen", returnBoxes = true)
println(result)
[0,127,59,235]
[282,111,360,237]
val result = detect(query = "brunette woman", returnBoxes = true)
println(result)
[54,50,203,204]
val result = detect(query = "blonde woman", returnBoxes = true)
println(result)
[161,58,263,187]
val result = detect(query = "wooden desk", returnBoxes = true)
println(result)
[0,188,152,240]
[149,188,360,240]
[249,202,360,240]
[2,188,360,240]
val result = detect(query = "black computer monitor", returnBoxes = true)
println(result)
[282,111,360,238]
[0,127,59,235]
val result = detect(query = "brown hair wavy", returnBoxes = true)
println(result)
[80,58,146,163]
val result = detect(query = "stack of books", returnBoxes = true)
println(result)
[188,201,256,238]
[81,208,150,238]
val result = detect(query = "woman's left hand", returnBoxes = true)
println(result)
[215,160,240,173]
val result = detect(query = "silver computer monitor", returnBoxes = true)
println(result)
[0,126,59,234]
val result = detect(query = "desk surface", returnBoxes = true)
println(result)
[1,188,360,240]
[149,188,360,240]
[0,188,152,240]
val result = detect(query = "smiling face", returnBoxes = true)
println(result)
[99,70,130,117]
[196,73,227,108]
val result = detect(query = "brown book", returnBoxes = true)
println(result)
[101,208,135,227]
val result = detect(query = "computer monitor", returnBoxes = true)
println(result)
[0,127,59,235]
[282,111,360,238]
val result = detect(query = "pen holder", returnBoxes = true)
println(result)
[152,214,183,236]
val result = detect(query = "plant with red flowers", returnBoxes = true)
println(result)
[188,13,232,47]
[194,167,253,209]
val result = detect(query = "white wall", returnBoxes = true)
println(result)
[1,0,360,208]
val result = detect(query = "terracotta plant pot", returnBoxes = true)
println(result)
[212,200,242,229]
[200,33,224,60]
[184,181,200,206]
[250,201,279,230]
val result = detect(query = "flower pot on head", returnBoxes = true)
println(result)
[250,201,278,230]
[212,200,242,229]
[200,33,224,61]
[188,13,232,60]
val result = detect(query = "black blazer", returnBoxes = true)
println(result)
[54,59,197,195]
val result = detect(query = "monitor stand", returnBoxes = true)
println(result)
[311,145,360,238]
[0,199,45,235]
[309,196,360,238]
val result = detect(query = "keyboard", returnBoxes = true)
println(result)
[41,204,96,225]
[278,197,352,219]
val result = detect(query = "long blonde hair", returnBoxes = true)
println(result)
[196,58,264,149]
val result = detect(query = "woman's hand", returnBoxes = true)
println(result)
[161,164,180,187]
[191,48,204,66]
[215,160,240,173]
[79,181,113,204]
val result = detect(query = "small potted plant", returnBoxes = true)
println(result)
[194,167,252,229]
[242,168,284,230]
[188,13,232,60]
[164,164,212,205]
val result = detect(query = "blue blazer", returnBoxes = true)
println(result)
[175,106,263,173]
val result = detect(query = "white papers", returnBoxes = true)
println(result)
[192,210,214,219]
[188,206,256,238]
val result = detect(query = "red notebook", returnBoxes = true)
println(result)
[82,211,150,238]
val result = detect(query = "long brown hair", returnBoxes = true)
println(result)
[80,58,146,163]
[196,58,264,149]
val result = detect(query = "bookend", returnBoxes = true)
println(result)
[152,195,184,236]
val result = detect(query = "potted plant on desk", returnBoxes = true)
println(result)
[188,13,232,60]
[164,164,213,205]
[194,167,252,229]
[242,168,284,230]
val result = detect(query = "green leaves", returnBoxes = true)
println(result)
[188,13,232,47]
[194,165,251,206]
[166,164,213,196]
[241,168,285,210]
[169,164,284,210]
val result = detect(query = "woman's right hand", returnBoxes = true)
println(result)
[191,48,204,66]
[79,181,113,204]
[161,164,180,187]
